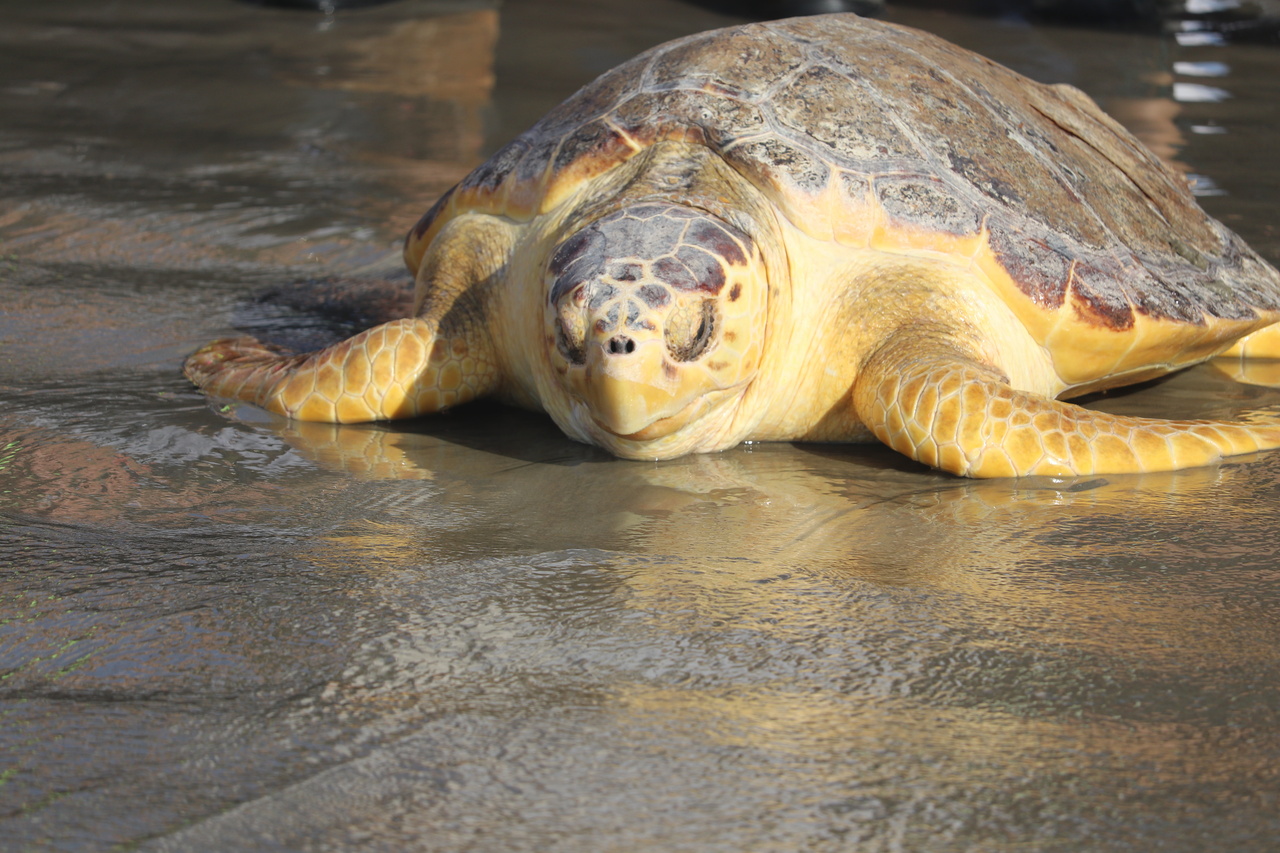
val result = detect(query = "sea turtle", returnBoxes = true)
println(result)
[185,13,1280,478]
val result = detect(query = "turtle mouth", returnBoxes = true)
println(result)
[601,396,710,442]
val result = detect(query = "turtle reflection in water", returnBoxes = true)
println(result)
[186,14,1280,478]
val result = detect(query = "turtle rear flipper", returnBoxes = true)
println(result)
[1220,321,1280,359]
[853,337,1280,478]
[185,317,500,422]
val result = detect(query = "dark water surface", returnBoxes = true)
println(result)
[3,1,1280,850]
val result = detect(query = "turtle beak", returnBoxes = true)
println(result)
[576,334,706,440]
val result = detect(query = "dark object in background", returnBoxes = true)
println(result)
[690,0,1170,22]
[890,0,1164,24]
[243,0,888,17]
[236,0,403,9]
[763,0,887,13]
[894,0,1280,37]
[691,0,889,17]
[1170,0,1280,44]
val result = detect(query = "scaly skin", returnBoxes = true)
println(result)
[854,337,1280,477]
[184,318,499,422]
[186,211,512,423]
[543,201,769,457]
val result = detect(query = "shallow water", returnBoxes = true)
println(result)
[2,1,1280,850]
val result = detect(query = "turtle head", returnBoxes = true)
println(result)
[545,202,767,457]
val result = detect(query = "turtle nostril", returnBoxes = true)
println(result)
[607,335,636,355]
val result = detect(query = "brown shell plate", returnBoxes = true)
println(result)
[407,14,1280,332]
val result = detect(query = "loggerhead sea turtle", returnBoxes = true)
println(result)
[185,14,1280,478]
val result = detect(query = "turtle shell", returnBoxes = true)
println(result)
[406,14,1280,385]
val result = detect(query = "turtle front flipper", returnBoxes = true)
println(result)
[185,317,499,423]
[853,338,1280,478]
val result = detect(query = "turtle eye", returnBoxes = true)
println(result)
[665,300,716,362]
[556,311,587,365]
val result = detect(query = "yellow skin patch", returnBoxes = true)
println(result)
[186,140,1280,478]
[852,340,1280,478]
[1220,322,1280,360]
[184,319,497,423]
[185,212,509,425]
